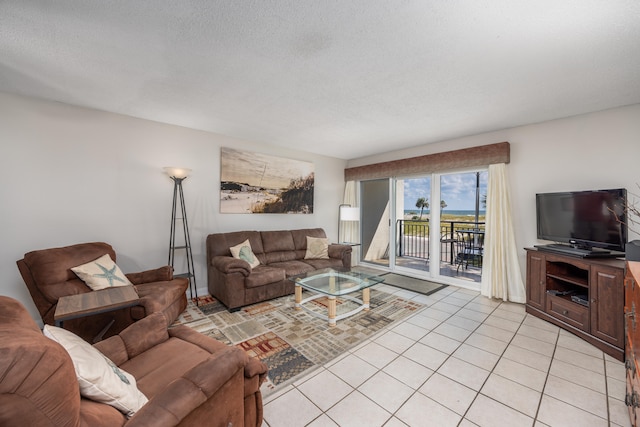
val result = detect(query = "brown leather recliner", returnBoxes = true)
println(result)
[0,296,268,426]
[17,242,189,342]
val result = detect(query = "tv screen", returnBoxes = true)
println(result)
[536,188,627,252]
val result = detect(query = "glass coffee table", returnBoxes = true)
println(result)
[289,268,385,327]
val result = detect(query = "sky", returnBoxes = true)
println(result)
[403,171,488,211]
[220,147,314,189]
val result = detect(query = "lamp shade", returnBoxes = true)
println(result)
[340,206,360,221]
[163,167,191,179]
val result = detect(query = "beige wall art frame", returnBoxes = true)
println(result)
[220,147,315,214]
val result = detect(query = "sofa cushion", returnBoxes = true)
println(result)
[71,254,133,291]
[268,260,316,278]
[229,239,260,268]
[245,266,286,288]
[261,230,296,253]
[43,325,148,417]
[304,236,329,259]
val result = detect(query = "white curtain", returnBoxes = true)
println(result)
[341,181,359,244]
[481,163,526,303]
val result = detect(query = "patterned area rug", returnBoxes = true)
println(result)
[172,289,424,396]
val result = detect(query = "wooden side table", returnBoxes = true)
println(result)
[54,286,140,341]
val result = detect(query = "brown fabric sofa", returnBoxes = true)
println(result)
[0,295,267,427]
[17,242,189,342]
[207,228,352,311]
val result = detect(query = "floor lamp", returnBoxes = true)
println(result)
[164,167,198,302]
[338,204,360,244]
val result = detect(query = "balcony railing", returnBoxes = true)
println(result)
[396,219,486,264]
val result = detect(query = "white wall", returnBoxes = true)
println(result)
[348,103,640,275]
[0,92,347,320]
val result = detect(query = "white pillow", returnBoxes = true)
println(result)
[71,254,133,290]
[229,239,260,268]
[304,236,330,259]
[43,325,148,417]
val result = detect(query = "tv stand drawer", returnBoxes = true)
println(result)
[546,295,589,332]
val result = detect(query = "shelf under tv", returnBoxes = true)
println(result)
[534,244,623,258]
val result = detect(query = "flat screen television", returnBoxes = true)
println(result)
[536,188,627,255]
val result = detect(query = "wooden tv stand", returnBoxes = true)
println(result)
[525,248,625,361]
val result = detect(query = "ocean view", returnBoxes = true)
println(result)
[404,209,486,216]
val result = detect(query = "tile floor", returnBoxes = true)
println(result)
[261,284,631,427]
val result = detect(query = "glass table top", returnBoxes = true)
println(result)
[289,268,385,296]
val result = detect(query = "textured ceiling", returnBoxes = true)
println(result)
[2,1,640,159]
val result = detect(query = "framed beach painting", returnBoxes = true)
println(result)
[220,147,315,214]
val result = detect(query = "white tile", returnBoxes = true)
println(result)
[498,302,526,314]
[418,307,452,321]
[465,302,498,315]
[402,342,449,371]
[419,331,462,354]
[307,414,339,427]
[452,343,500,371]
[445,314,482,331]
[359,371,415,413]
[434,322,473,341]
[418,373,477,415]
[407,313,444,330]
[491,307,526,323]
[522,314,560,333]
[263,388,323,427]
[536,394,608,427]
[481,373,541,417]
[440,295,469,307]
[382,417,409,427]
[493,357,548,392]
[607,375,626,402]
[429,301,461,314]
[464,331,509,355]
[326,391,391,427]
[327,354,378,387]
[396,393,461,427]
[553,346,605,375]
[374,330,416,353]
[465,394,534,427]
[459,420,481,427]
[502,344,552,373]
[517,324,559,344]
[556,333,604,358]
[481,314,521,332]
[475,323,516,342]
[391,320,430,340]
[510,334,556,357]
[353,341,399,369]
[549,358,606,393]
[543,374,608,419]
[609,396,633,427]
[382,355,434,389]
[606,358,627,381]
[297,370,353,412]
[457,307,491,322]
[437,356,491,391]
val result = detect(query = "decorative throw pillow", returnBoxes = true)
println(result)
[304,236,330,259]
[71,254,133,291]
[229,239,260,268]
[43,325,148,417]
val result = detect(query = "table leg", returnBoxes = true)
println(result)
[328,296,336,327]
[295,284,302,310]
[363,288,370,311]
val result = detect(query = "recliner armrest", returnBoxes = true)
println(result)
[212,256,251,276]
[328,244,352,259]
[125,348,246,427]
[94,312,170,364]
[126,266,174,285]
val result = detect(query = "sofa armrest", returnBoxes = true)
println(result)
[126,266,174,285]
[94,312,170,364]
[125,348,246,427]
[212,256,251,276]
